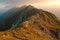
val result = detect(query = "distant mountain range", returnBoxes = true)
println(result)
[0,5,60,40]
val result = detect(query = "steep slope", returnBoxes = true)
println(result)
[0,5,27,31]
[0,5,60,40]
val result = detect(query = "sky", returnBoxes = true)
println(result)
[0,0,60,19]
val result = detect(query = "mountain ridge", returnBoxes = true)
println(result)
[0,5,60,40]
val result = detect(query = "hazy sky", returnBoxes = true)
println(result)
[0,0,60,19]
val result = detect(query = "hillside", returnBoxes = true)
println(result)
[0,5,60,40]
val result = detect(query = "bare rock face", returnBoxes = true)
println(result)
[0,5,60,40]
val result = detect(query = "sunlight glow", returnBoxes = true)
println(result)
[30,0,60,8]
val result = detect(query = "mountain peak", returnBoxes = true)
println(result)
[27,5,34,7]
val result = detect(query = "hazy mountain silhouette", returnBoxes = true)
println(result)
[0,5,60,40]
